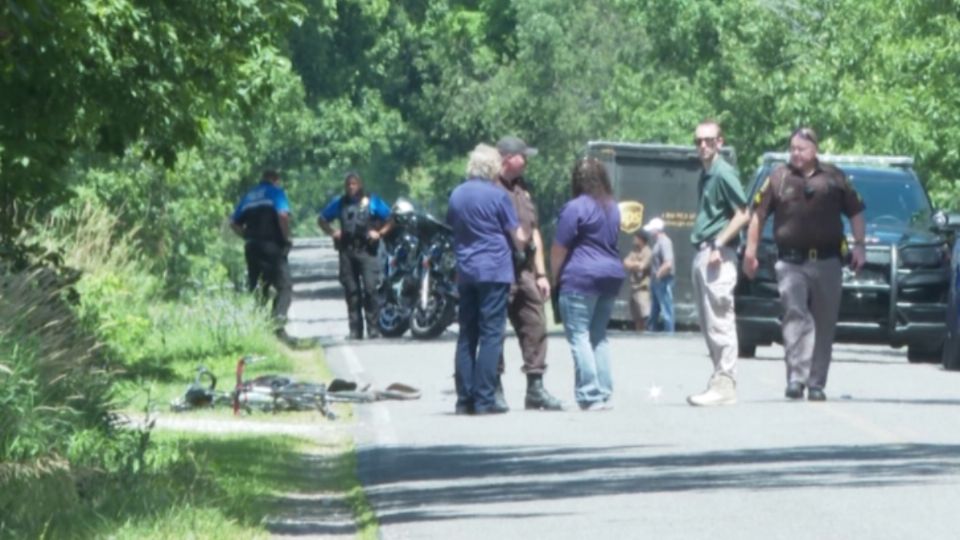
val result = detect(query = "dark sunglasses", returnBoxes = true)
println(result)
[694,137,718,146]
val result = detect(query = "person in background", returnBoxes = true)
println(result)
[447,143,528,415]
[623,230,653,332]
[551,158,625,411]
[318,172,392,340]
[230,170,294,334]
[644,217,675,333]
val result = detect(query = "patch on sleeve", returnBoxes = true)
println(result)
[753,176,771,205]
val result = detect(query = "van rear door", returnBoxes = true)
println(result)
[587,141,737,328]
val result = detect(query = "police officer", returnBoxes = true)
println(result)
[230,170,294,331]
[743,127,867,401]
[495,136,564,411]
[318,172,392,340]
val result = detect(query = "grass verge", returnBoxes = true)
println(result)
[105,345,373,538]
[103,431,378,539]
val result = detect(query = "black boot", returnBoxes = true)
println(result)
[494,377,509,411]
[525,375,564,411]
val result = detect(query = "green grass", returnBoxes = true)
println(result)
[4,204,374,538]
[99,432,378,539]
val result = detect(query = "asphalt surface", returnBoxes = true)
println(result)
[287,238,960,540]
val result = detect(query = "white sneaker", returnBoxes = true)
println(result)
[687,373,737,406]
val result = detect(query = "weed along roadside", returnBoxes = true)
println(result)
[144,345,380,540]
[0,204,376,538]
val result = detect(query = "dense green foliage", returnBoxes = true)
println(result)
[3,0,960,535]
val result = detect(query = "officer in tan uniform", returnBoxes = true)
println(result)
[743,127,867,401]
[495,135,564,411]
[623,231,653,332]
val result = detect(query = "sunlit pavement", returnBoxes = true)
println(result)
[289,238,960,540]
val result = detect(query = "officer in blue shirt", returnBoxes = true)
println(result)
[230,170,294,330]
[318,172,393,339]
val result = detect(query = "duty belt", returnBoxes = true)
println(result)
[777,246,841,264]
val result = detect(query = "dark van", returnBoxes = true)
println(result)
[586,141,737,327]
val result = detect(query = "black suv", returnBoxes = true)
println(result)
[942,232,960,369]
[735,153,952,363]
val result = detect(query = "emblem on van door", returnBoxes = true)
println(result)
[618,200,645,233]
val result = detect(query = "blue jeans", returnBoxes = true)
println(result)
[455,282,510,412]
[559,292,615,406]
[649,275,675,333]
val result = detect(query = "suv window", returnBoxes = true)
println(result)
[751,166,933,236]
[847,169,933,226]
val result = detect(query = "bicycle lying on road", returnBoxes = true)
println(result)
[170,355,336,419]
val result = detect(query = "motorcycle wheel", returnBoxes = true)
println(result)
[377,303,410,338]
[410,292,455,340]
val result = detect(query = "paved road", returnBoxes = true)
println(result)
[287,239,960,540]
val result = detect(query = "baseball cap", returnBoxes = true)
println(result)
[643,217,665,232]
[496,136,538,157]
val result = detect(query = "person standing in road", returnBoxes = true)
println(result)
[644,217,675,333]
[686,119,751,407]
[623,230,653,332]
[743,127,867,401]
[494,135,565,411]
[447,143,528,415]
[551,158,625,411]
[318,172,392,340]
[230,170,294,333]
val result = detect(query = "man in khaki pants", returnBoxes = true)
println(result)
[743,127,866,401]
[687,119,751,406]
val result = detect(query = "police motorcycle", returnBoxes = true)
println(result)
[376,198,420,337]
[409,209,458,339]
[376,198,458,339]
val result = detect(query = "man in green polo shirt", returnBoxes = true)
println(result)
[687,119,751,407]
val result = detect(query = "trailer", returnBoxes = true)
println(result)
[585,141,738,328]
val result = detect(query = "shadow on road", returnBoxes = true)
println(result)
[292,286,345,300]
[842,398,960,407]
[356,443,960,525]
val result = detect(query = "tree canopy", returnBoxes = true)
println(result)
[4,0,960,282]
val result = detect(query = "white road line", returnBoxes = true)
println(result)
[342,342,365,378]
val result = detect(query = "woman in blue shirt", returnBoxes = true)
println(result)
[550,158,626,411]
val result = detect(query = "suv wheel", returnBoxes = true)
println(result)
[907,343,942,364]
[738,342,757,359]
[943,332,960,371]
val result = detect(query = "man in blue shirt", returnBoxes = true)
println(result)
[447,144,528,415]
[318,172,392,339]
[230,170,294,330]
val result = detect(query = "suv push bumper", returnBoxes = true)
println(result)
[736,245,948,348]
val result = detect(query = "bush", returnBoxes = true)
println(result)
[0,267,123,536]
[1,199,287,536]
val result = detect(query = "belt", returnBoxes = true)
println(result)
[695,238,740,251]
[777,247,841,264]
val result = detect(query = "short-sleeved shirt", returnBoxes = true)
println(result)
[319,194,391,225]
[231,181,291,244]
[752,161,866,251]
[650,233,675,279]
[554,194,626,297]
[497,176,539,238]
[690,157,748,245]
[447,177,520,284]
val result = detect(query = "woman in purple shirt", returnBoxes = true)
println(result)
[550,158,625,411]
